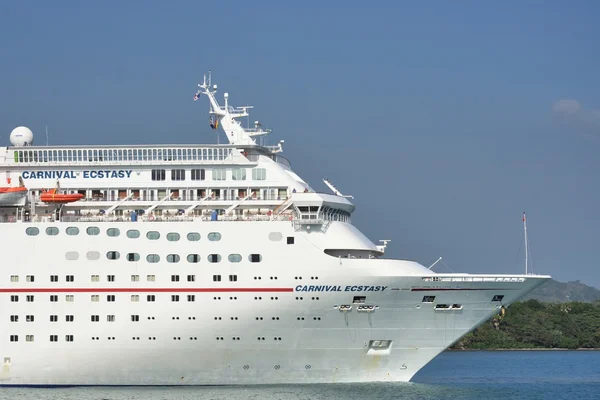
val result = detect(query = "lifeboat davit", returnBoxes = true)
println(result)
[40,189,84,204]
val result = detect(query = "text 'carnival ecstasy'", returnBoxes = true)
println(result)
[0,72,550,386]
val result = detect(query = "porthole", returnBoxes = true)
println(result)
[249,254,262,263]
[106,228,120,237]
[187,254,200,263]
[86,226,100,236]
[167,232,180,242]
[208,254,221,263]
[46,227,59,236]
[228,254,242,263]
[86,251,100,260]
[66,227,79,236]
[126,253,140,262]
[207,232,221,241]
[26,227,39,236]
[126,229,140,238]
[146,231,160,240]
[187,232,201,241]
[106,251,120,260]
[65,252,79,261]
[167,254,180,263]
[146,254,160,263]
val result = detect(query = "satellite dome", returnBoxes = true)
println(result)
[10,126,34,146]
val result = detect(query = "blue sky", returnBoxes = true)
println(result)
[1,1,599,287]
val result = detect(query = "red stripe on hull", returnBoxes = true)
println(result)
[0,288,294,293]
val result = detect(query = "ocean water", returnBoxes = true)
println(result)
[1,351,598,400]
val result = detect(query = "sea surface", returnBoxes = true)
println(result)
[1,351,598,400]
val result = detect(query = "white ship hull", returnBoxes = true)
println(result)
[0,221,548,386]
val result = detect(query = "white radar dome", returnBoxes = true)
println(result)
[10,126,34,146]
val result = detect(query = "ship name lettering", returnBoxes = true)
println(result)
[294,285,387,292]
[22,170,133,180]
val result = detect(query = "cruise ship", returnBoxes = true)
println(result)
[0,73,550,386]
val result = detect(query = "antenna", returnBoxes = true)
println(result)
[523,212,528,275]
[428,257,443,270]
[45,126,49,146]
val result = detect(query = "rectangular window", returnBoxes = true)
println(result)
[229,275,238,282]
[10,295,18,302]
[131,275,139,282]
[151,169,166,181]
[26,295,34,302]
[492,295,505,302]
[91,315,99,322]
[66,275,74,282]
[10,275,19,282]
[191,168,205,181]
[91,295,99,302]
[147,275,156,282]
[147,295,155,302]
[50,295,58,302]
[187,295,195,302]
[26,315,34,322]
[50,315,58,322]
[212,169,226,180]
[131,315,140,322]
[131,295,139,302]
[422,296,436,303]
[65,335,74,342]
[50,335,58,342]
[107,295,115,302]
[26,335,34,342]
[10,335,18,342]
[171,295,180,302]
[252,168,267,180]
[65,315,74,322]
[26,275,35,282]
[353,296,366,304]
[50,275,58,282]
[171,169,185,181]
[107,315,115,322]
[107,275,115,282]
[287,236,294,244]
[66,295,74,302]
[232,168,246,180]
[10,315,18,322]
[91,275,100,282]
[171,275,179,282]
[187,275,195,282]
[213,275,221,282]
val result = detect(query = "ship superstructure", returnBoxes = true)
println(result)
[0,73,550,386]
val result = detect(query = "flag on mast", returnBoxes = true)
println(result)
[522,212,526,222]
[193,91,200,101]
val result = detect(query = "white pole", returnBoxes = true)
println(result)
[523,212,528,275]
[46,126,49,146]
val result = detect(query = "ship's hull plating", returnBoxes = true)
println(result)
[0,221,549,385]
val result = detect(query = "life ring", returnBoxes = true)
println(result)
[148,214,155,221]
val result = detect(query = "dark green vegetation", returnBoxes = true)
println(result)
[524,279,600,303]
[454,300,600,350]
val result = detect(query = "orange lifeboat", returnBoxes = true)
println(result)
[0,186,27,194]
[40,189,84,204]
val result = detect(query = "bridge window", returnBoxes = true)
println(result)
[191,169,205,180]
[252,168,266,180]
[212,169,226,181]
[232,168,246,180]
[171,169,185,181]
[151,169,166,181]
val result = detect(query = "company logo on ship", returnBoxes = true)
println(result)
[21,170,133,179]
[294,285,387,292]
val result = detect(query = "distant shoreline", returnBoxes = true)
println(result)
[448,348,600,351]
